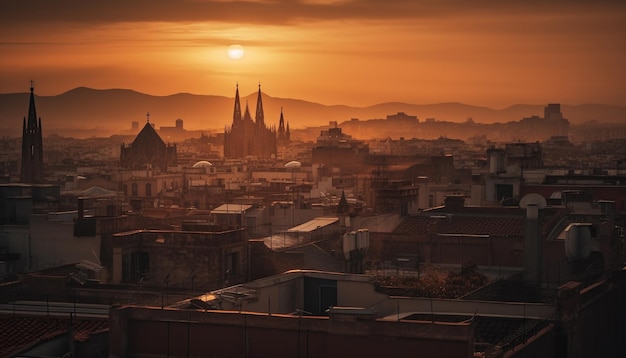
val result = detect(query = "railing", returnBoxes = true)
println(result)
[0,300,110,318]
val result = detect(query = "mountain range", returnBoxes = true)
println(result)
[0,87,624,138]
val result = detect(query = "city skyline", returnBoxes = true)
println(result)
[1,0,625,110]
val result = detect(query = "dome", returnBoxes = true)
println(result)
[284,160,301,168]
[192,160,213,168]
[80,186,116,197]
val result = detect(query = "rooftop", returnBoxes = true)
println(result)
[0,314,108,358]
[210,203,253,215]
[394,213,525,237]
[287,217,338,233]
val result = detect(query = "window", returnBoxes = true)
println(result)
[131,182,138,197]
[226,251,239,277]
[496,184,513,202]
[123,251,150,282]
[145,183,152,197]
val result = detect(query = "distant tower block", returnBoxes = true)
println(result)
[544,104,563,121]
[543,103,569,137]
[20,81,44,183]
[132,121,139,131]
[176,118,183,130]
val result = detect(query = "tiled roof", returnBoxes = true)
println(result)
[394,214,526,237]
[0,315,108,358]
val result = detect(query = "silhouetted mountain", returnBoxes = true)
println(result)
[0,87,624,138]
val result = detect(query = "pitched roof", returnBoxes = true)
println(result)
[131,121,166,148]
[394,213,526,237]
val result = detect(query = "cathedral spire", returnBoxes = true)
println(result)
[21,81,44,183]
[243,100,252,121]
[27,80,38,131]
[255,82,265,127]
[233,83,242,123]
[278,107,285,140]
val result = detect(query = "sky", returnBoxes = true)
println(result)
[1,0,625,108]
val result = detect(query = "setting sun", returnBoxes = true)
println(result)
[227,44,244,60]
[0,2,624,108]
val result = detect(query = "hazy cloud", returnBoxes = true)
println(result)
[1,0,624,106]
[2,0,624,26]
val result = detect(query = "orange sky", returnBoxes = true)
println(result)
[1,0,625,108]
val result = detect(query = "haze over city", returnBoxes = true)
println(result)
[1,0,625,111]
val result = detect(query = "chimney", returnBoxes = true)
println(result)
[523,203,542,285]
[77,197,85,220]
[444,195,465,211]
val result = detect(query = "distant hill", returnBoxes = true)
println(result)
[0,87,624,138]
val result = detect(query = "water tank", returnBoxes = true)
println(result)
[356,229,370,255]
[342,231,356,260]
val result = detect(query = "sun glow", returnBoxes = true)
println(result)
[227,44,244,59]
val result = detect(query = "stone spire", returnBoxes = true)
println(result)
[278,107,285,140]
[243,100,252,121]
[233,83,242,124]
[255,83,265,127]
[27,80,38,130]
[20,81,44,183]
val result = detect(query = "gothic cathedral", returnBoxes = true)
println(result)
[224,84,288,159]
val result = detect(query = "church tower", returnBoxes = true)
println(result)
[20,81,44,183]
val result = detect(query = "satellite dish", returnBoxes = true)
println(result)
[519,193,547,209]
[564,223,594,261]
